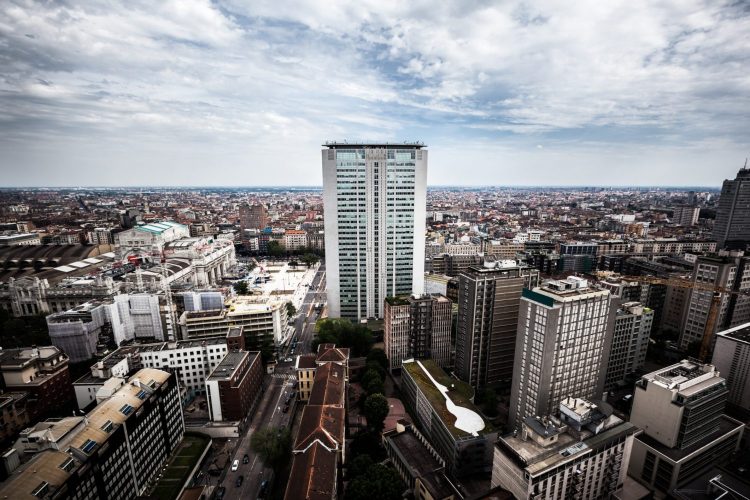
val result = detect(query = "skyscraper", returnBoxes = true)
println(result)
[714,166,750,249]
[455,261,540,389]
[509,277,614,430]
[322,143,427,320]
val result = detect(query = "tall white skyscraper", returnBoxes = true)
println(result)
[322,143,427,320]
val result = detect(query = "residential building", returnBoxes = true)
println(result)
[401,359,497,478]
[86,227,114,245]
[714,166,750,249]
[483,240,524,260]
[295,344,349,402]
[628,360,745,493]
[0,346,73,420]
[492,398,639,500]
[605,302,654,390]
[673,205,700,226]
[455,261,540,389]
[205,351,263,422]
[383,294,452,370]
[712,323,750,410]
[239,203,269,232]
[0,392,30,444]
[285,361,346,500]
[283,229,308,250]
[322,142,427,320]
[509,277,614,430]
[383,421,458,500]
[0,368,184,500]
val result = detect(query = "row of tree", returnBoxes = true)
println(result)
[312,318,374,357]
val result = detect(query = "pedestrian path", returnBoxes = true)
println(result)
[271,373,297,380]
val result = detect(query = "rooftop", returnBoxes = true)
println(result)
[635,415,744,462]
[716,322,750,345]
[323,141,425,148]
[644,359,719,391]
[402,359,490,438]
[285,441,338,500]
[206,351,257,381]
[133,221,186,234]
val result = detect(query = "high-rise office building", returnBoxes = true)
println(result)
[509,277,614,430]
[672,205,700,226]
[604,301,654,390]
[455,261,540,389]
[239,203,269,232]
[383,294,452,370]
[712,323,750,410]
[714,166,750,249]
[322,143,427,320]
[628,360,744,493]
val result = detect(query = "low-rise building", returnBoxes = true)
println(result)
[205,351,263,422]
[492,398,639,499]
[401,359,496,478]
[295,344,349,402]
[0,392,30,444]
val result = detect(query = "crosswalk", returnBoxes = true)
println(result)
[271,373,297,380]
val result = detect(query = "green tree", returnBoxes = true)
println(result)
[345,464,404,500]
[363,393,389,432]
[312,319,373,356]
[285,301,297,318]
[366,348,388,371]
[478,387,498,417]
[267,240,284,258]
[347,454,374,479]
[250,427,292,472]
[233,280,249,295]
[301,253,319,268]
[365,361,386,380]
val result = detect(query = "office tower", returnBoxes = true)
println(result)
[455,261,540,389]
[239,203,269,231]
[628,360,744,493]
[509,277,614,430]
[492,398,639,499]
[401,359,497,478]
[712,323,750,410]
[383,294,452,370]
[714,166,750,249]
[604,301,654,390]
[0,368,184,499]
[322,143,427,320]
[679,254,750,351]
[672,205,700,226]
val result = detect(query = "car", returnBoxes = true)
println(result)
[259,480,269,497]
[231,459,239,471]
[236,475,244,487]
[216,486,226,499]
[243,454,249,464]
[282,405,289,413]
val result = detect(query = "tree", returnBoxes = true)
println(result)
[345,464,404,500]
[267,240,284,258]
[347,454,374,478]
[250,427,292,472]
[285,301,297,318]
[301,253,319,268]
[366,349,388,371]
[363,393,389,432]
[233,281,249,295]
[313,319,374,356]
[478,387,498,417]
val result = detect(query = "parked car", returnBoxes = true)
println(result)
[231,459,239,471]
[216,486,226,499]
[259,480,269,498]
[236,475,244,487]
[243,454,249,464]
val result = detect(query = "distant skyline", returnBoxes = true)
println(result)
[1,1,748,187]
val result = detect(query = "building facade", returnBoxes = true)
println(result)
[712,324,750,410]
[455,261,540,390]
[239,203,269,232]
[714,166,750,249]
[384,294,452,370]
[205,351,263,422]
[509,277,614,430]
[605,301,654,390]
[322,143,427,320]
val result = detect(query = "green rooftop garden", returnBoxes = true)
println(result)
[150,433,211,500]
[403,359,494,438]
[385,295,410,306]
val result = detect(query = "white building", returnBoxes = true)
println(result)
[712,323,750,410]
[283,230,308,250]
[322,143,427,320]
[509,277,614,430]
[114,221,190,258]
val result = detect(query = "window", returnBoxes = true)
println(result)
[81,439,97,454]
[32,481,49,497]
[120,404,134,416]
[59,457,75,472]
[136,390,148,400]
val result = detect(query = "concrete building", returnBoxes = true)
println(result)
[295,344,350,402]
[285,361,346,500]
[13,416,86,457]
[673,205,700,227]
[455,261,540,389]
[401,359,497,478]
[0,392,30,444]
[239,203,269,232]
[114,221,190,259]
[492,398,639,500]
[605,302,654,390]
[628,360,745,494]
[714,166,750,249]
[322,142,427,320]
[282,229,308,251]
[0,233,40,246]
[0,275,119,318]
[205,350,263,422]
[712,323,750,410]
[0,368,184,500]
[509,277,614,430]
[384,294,452,370]
[0,346,73,420]
[483,240,524,260]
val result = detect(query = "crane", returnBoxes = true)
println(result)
[619,274,750,361]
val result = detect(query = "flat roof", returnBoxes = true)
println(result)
[206,352,249,381]
[635,415,743,462]
[323,141,425,148]
[717,323,750,345]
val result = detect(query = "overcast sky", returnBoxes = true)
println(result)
[1,0,748,187]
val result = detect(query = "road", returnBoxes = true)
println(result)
[218,263,327,499]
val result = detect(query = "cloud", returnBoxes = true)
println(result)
[0,0,748,186]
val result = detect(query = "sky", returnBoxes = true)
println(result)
[0,0,748,187]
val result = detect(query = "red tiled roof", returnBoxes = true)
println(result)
[285,442,338,500]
